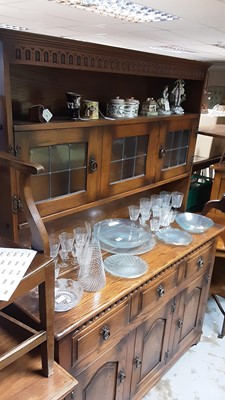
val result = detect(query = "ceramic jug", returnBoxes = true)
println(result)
[66,92,81,120]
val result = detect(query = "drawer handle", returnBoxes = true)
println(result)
[119,370,126,383]
[89,154,98,173]
[157,284,165,298]
[197,257,204,269]
[135,356,142,368]
[177,319,183,328]
[100,325,110,341]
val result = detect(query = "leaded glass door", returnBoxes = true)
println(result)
[14,125,102,221]
[100,122,159,197]
[156,117,198,181]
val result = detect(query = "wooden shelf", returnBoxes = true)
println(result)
[0,236,54,376]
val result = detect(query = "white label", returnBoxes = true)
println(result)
[42,108,53,122]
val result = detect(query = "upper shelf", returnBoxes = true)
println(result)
[0,29,209,80]
[13,113,200,132]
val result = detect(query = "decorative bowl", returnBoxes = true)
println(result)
[175,212,214,234]
[94,218,151,249]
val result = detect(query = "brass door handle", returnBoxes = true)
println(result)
[135,356,142,368]
[89,154,98,172]
[119,370,126,383]
[159,148,166,158]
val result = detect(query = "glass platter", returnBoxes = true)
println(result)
[99,237,156,255]
[156,227,193,246]
[104,255,148,278]
[54,278,83,312]
[94,219,151,249]
[175,212,214,233]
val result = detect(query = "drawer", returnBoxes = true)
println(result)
[71,301,129,368]
[185,243,214,280]
[140,263,181,314]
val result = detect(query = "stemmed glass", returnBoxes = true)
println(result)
[49,235,61,279]
[149,217,160,236]
[73,226,88,267]
[139,198,152,225]
[128,205,140,224]
[171,191,184,214]
[59,232,74,268]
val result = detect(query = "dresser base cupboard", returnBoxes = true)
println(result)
[13,225,224,400]
[0,27,219,400]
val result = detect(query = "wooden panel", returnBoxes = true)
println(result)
[185,242,214,280]
[140,264,180,315]
[71,302,130,369]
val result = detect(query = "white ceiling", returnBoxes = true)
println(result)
[1,0,225,64]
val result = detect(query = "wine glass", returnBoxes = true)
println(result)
[59,232,74,267]
[171,191,184,214]
[150,217,160,236]
[128,205,140,223]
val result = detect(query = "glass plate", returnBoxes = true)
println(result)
[54,278,83,312]
[156,227,193,246]
[175,212,214,233]
[104,255,148,278]
[94,219,151,249]
[99,237,156,255]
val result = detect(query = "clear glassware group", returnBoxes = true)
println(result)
[128,190,184,235]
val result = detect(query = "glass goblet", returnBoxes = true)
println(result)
[59,232,74,260]
[49,236,60,262]
[128,205,140,223]
[150,217,161,236]
[171,191,184,209]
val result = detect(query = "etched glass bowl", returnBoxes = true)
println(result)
[175,212,214,234]
[94,219,151,249]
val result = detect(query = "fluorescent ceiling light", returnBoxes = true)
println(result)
[0,23,28,31]
[149,45,196,54]
[49,0,181,23]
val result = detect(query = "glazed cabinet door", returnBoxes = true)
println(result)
[100,122,159,197]
[130,301,173,399]
[68,337,128,400]
[155,116,198,182]
[14,125,102,221]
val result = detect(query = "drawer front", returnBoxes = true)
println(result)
[71,302,129,368]
[140,264,180,314]
[185,243,214,280]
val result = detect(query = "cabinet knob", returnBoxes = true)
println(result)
[135,356,142,368]
[159,148,166,158]
[119,370,126,383]
[177,319,183,328]
[197,257,204,269]
[100,325,110,340]
[89,154,98,172]
[157,284,165,298]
